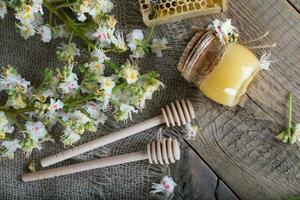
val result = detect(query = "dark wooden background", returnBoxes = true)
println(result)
[172,0,300,199]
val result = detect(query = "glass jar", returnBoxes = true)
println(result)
[178,31,260,107]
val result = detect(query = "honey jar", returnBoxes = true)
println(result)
[178,31,261,107]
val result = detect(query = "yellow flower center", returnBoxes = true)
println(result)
[0,132,5,140]
[23,5,32,19]
[95,63,103,71]
[104,81,112,88]
[129,72,136,80]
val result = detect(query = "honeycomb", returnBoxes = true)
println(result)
[139,0,228,27]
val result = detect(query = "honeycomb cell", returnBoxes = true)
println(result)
[140,0,227,26]
[169,7,176,15]
[165,2,171,8]
[200,0,207,7]
[182,5,188,11]
[172,1,178,6]
[142,3,150,10]
[195,2,201,9]
[176,6,182,13]
[178,0,185,5]
[189,3,195,10]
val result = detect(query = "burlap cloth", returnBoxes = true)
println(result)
[0,1,191,199]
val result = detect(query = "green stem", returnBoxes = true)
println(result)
[144,26,156,45]
[49,12,53,26]
[79,108,90,117]
[55,117,65,127]
[287,92,293,136]
[43,1,95,49]
[68,31,74,45]
[104,60,120,72]
[8,114,25,131]
[56,3,74,9]
[64,93,96,109]
[19,113,28,120]
[1,106,34,114]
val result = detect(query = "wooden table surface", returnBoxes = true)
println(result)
[172,0,300,199]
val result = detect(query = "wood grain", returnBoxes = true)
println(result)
[180,0,300,199]
[171,141,238,200]
[288,0,300,12]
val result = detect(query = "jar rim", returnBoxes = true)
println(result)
[181,31,216,82]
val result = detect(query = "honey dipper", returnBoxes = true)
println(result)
[41,99,195,167]
[22,138,180,182]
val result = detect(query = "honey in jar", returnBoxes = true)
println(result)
[178,31,261,107]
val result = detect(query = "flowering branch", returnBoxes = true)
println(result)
[42,1,95,49]
[0,0,170,160]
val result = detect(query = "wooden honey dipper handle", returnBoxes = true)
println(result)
[22,139,180,182]
[23,152,148,182]
[41,99,194,167]
[41,115,164,167]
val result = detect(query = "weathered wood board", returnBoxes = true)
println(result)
[171,141,238,200]
[179,0,300,199]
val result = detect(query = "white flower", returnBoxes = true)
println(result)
[92,26,115,47]
[151,38,168,57]
[73,110,91,125]
[61,127,81,146]
[150,176,177,198]
[0,73,30,92]
[126,30,146,58]
[6,96,27,109]
[32,0,44,15]
[294,124,300,142]
[144,80,164,100]
[122,67,139,84]
[126,29,144,51]
[33,13,44,26]
[259,51,273,71]
[16,5,35,25]
[0,112,14,137]
[17,23,36,40]
[58,72,79,94]
[53,25,69,39]
[112,31,127,51]
[99,0,114,13]
[77,12,87,22]
[1,139,21,159]
[57,43,80,62]
[126,29,144,44]
[215,19,236,35]
[46,99,64,119]
[100,77,115,95]
[37,25,52,43]
[207,19,238,44]
[119,103,138,121]
[90,61,105,75]
[91,48,110,63]
[0,0,7,19]
[25,121,48,142]
[40,89,55,98]
[82,101,107,124]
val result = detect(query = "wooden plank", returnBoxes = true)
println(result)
[216,180,239,200]
[288,0,300,12]
[180,0,300,199]
[171,141,238,200]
